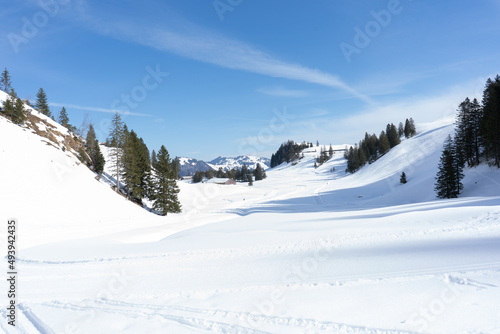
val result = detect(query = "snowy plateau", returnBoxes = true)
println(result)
[1,92,500,333]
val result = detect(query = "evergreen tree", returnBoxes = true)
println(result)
[404,118,417,138]
[254,163,264,181]
[58,107,76,132]
[0,68,12,92]
[400,172,407,184]
[108,113,125,193]
[35,88,51,117]
[248,173,254,186]
[387,123,401,148]
[378,131,390,156]
[398,122,404,137]
[12,97,26,125]
[435,135,463,198]
[152,145,181,215]
[329,144,334,158]
[85,124,105,174]
[480,75,500,167]
[151,150,157,169]
[122,130,151,203]
[1,91,15,118]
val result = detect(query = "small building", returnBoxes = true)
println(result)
[181,176,193,181]
[205,178,236,185]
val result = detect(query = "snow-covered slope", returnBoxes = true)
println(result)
[208,155,271,171]
[2,110,500,333]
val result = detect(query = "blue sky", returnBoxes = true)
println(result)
[2,0,499,161]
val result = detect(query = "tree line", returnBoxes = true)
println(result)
[435,75,500,198]
[344,119,416,173]
[270,140,313,168]
[191,163,267,185]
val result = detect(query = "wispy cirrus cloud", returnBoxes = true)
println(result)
[49,102,151,116]
[72,5,374,105]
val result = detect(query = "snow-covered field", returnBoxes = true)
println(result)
[1,110,500,333]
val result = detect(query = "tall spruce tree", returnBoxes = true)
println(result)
[254,163,263,180]
[378,131,390,156]
[387,123,401,148]
[152,145,181,215]
[35,88,51,117]
[108,113,125,193]
[58,107,75,132]
[435,135,463,198]
[12,97,26,125]
[0,68,12,92]
[122,130,151,203]
[85,124,105,174]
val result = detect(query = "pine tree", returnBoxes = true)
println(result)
[378,131,390,156]
[153,145,181,215]
[12,97,26,125]
[248,173,254,186]
[400,172,407,184]
[1,91,15,118]
[0,68,12,92]
[387,123,401,148]
[108,113,125,193]
[35,88,51,117]
[151,150,157,169]
[435,135,463,198]
[58,107,75,132]
[404,118,416,138]
[398,122,404,137]
[122,130,151,203]
[85,124,105,174]
[254,163,263,181]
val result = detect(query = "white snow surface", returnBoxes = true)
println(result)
[1,109,500,333]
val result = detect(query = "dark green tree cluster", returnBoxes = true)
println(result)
[85,124,105,175]
[316,144,335,167]
[270,141,312,168]
[192,163,267,184]
[345,120,413,173]
[0,69,26,125]
[106,113,181,213]
[435,135,464,198]
[481,76,500,167]
[404,118,417,138]
[434,75,500,198]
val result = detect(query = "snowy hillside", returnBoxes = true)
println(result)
[208,155,271,171]
[1,109,500,333]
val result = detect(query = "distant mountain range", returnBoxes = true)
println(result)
[177,156,271,177]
